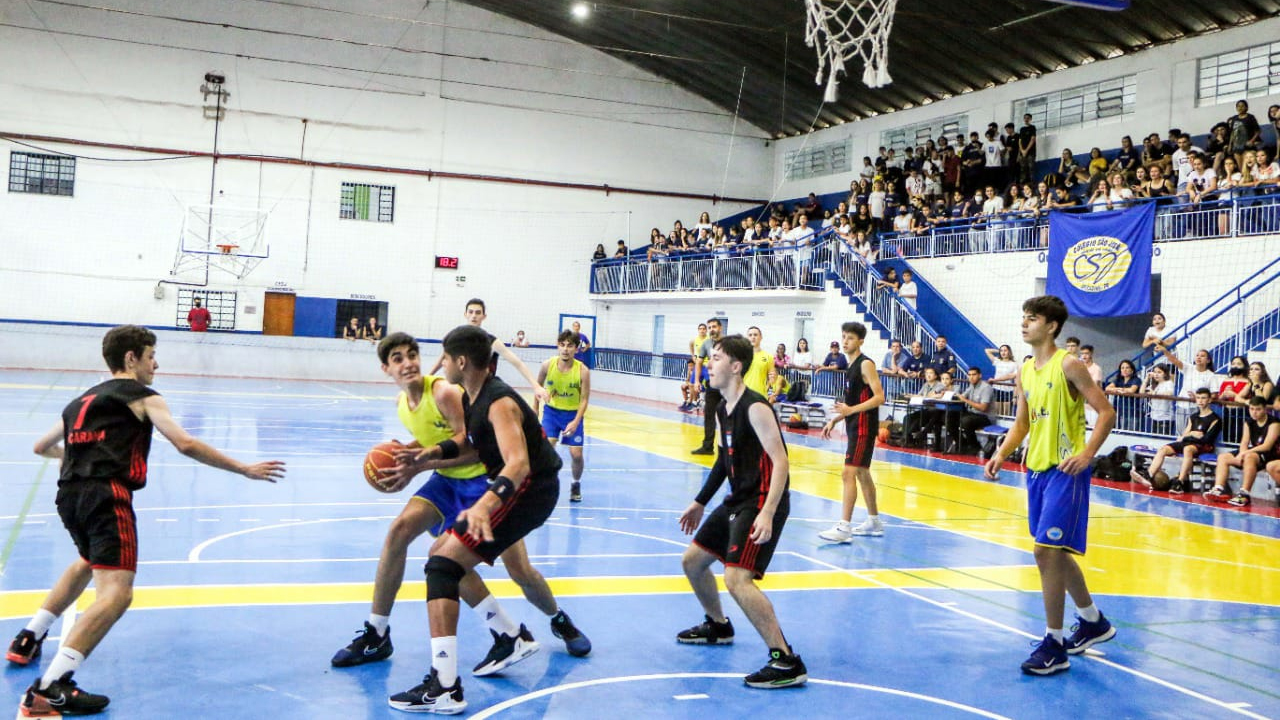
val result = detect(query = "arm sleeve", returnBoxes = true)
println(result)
[694,451,728,507]
[1202,415,1222,445]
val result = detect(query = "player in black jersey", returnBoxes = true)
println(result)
[389,325,586,714]
[1133,388,1221,493]
[676,334,807,689]
[10,325,284,717]
[818,322,887,541]
[428,298,550,404]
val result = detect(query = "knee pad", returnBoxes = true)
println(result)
[424,555,466,602]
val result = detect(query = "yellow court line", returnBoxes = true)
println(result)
[582,403,1280,607]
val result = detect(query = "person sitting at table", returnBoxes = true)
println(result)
[901,367,944,447]
[921,370,958,452]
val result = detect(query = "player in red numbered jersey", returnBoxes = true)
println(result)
[9,325,284,717]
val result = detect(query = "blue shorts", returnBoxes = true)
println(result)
[1026,466,1091,555]
[541,405,584,447]
[412,471,490,536]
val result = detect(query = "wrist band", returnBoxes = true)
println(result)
[490,475,517,503]
[437,439,460,460]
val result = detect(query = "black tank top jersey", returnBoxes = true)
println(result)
[716,389,789,510]
[842,353,878,433]
[1186,411,1222,445]
[1245,414,1278,450]
[463,375,562,483]
[59,378,159,489]
[483,331,500,375]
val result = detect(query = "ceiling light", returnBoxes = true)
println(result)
[571,2,590,20]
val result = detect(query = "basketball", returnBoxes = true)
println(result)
[878,427,890,443]
[363,442,402,493]
[1150,470,1172,492]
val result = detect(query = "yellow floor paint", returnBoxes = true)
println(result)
[584,403,1280,607]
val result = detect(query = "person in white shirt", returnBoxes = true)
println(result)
[790,338,814,371]
[859,157,876,184]
[868,181,887,231]
[982,130,1004,187]
[905,169,925,201]
[1171,135,1204,195]
[1185,155,1217,204]
[1144,364,1177,436]
[1254,148,1280,184]
[899,270,918,308]
[1165,347,1221,429]
[892,206,912,234]
[980,185,1005,251]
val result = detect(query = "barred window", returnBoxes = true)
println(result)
[784,138,852,181]
[177,289,237,331]
[1197,40,1280,107]
[340,183,395,222]
[879,114,968,153]
[8,152,75,196]
[1013,76,1136,132]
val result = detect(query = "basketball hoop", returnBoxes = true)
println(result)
[216,243,239,255]
[804,0,899,102]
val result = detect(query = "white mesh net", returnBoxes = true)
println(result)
[804,0,898,102]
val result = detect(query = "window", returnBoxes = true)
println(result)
[1013,76,1136,132]
[1197,40,1280,107]
[8,152,75,196]
[340,183,395,222]
[879,114,969,153]
[177,289,237,331]
[784,138,852,181]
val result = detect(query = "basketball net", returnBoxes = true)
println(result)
[804,0,898,102]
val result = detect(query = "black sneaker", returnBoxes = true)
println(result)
[690,446,714,456]
[1228,492,1252,507]
[1169,479,1186,495]
[1064,613,1116,655]
[7,629,45,666]
[388,669,466,714]
[20,672,109,717]
[744,649,808,688]
[331,622,393,667]
[1020,635,1069,676]
[472,625,539,676]
[676,615,734,645]
[550,610,592,657]
[570,482,582,503]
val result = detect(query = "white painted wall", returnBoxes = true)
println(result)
[0,0,772,342]
[773,16,1280,199]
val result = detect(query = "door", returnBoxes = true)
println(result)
[263,292,296,336]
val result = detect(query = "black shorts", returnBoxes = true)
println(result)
[450,474,558,565]
[1166,440,1214,456]
[845,428,876,468]
[55,479,138,572]
[692,496,790,580]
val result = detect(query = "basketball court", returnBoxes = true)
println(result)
[2,370,1276,718]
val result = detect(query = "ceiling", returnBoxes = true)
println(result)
[457,0,1280,137]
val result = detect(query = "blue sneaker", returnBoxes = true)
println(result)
[550,610,591,657]
[1020,635,1069,676]
[1064,613,1116,655]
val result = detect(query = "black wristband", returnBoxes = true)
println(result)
[437,439,460,460]
[490,475,517,503]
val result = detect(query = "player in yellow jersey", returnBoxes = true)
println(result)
[332,333,590,674]
[743,326,774,398]
[536,330,591,502]
[984,296,1117,676]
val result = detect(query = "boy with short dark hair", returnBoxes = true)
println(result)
[1132,388,1221,494]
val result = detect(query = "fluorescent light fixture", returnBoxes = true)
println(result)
[571,2,590,20]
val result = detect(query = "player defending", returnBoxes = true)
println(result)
[331,333,589,675]
[984,296,1117,676]
[535,330,591,503]
[818,322,887,541]
[676,334,807,689]
[429,298,550,405]
[388,325,578,713]
[9,325,285,716]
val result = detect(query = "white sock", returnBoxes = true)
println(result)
[473,595,519,637]
[367,613,390,637]
[25,609,57,638]
[431,636,458,687]
[40,647,85,689]
[1046,627,1064,644]
[1077,603,1101,623]
[867,514,881,524]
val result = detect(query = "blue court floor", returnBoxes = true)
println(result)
[1,370,1277,719]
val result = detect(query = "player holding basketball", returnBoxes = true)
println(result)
[818,321,886,541]
[429,298,550,405]
[535,329,591,503]
[388,325,576,713]
[9,325,285,716]
[332,332,589,676]
[675,334,807,689]
[984,296,1117,676]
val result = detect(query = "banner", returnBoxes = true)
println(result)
[1046,203,1154,317]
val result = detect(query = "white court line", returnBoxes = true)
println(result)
[672,693,708,700]
[140,551,683,566]
[186,517,387,562]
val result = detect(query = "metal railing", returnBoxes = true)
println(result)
[591,235,829,294]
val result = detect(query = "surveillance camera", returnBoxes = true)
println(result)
[204,72,225,85]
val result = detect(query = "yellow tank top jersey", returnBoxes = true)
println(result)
[545,358,583,411]
[397,376,486,479]
[744,350,773,397]
[1020,349,1086,472]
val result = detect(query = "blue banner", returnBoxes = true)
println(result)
[1047,203,1153,317]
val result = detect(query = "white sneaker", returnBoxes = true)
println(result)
[850,519,884,537]
[818,522,852,543]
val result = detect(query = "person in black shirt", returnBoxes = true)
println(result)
[389,325,588,714]
[818,322,886,541]
[1133,388,1221,494]
[675,334,807,689]
[428,298,550,404]
[12,325,284,717]
[1204,396,1280,507]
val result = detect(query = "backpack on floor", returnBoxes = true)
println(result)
[785,380,809,402]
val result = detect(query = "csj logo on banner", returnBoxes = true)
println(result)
[1061,235,1133,293]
